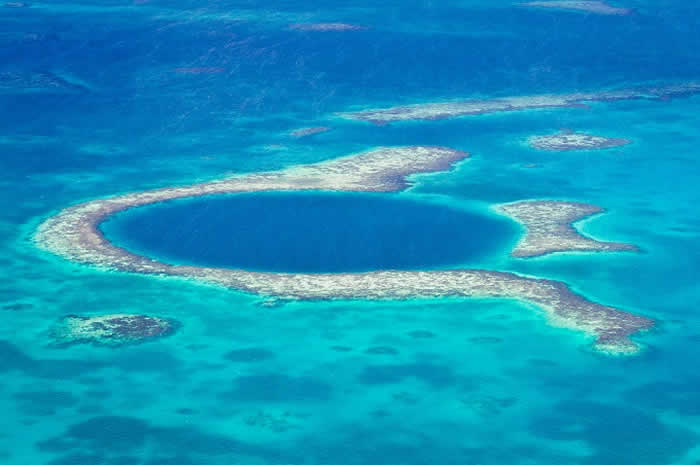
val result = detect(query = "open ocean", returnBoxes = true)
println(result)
[2,1,700,464]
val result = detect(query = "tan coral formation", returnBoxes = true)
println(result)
[289,126,331,138]
[520,1,631,15]
[498,201,637,257]
[34,146,652,354]
[528,131,631,151]
[339,83,700,125]
[51,314,176,347]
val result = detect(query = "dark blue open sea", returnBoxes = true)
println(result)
[2,1,700,464]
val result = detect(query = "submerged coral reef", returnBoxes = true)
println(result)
[289,23,366,31]
[528,131,631,151]
[497,201,638,257]
[51,314,177,347]
[520,1,631,16]
[289,126,331,138]
[339,83,700,124]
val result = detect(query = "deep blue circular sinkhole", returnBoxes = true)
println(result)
[101,192,517,273]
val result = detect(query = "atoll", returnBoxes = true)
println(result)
[34,146,652,354]
[289,126,331,138]
[528,130,631,151]
[51,314,177,347]
[339,83,700,125]
[520,1,631,15]
[497,201,637,257]
[289,23,366,32]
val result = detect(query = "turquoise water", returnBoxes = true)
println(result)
[101,192,517,272]
[3,1,700,464]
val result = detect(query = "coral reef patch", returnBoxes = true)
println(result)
[497,201,638,257]
[289,23,366,32]
[289,127,331,138]
[50,314,177,347]
[339,83,700,125]
[520,1,631,15]
[528,130,631,151]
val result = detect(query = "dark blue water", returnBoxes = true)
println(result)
[102,192,516,272]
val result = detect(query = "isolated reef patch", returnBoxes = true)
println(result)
[339,83,700,125]
[34,146,652,354]
[497,201,637,257]
[51,314,177,347]
[528,130,631,151]
[289,126,331,138]
[520,1,631,15]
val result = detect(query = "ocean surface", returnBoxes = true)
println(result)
[2,1,700,464]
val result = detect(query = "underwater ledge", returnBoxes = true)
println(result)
[34,146,653,355]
